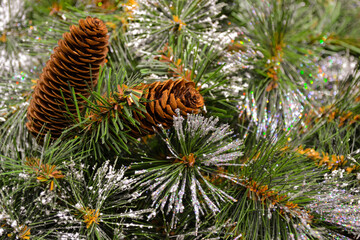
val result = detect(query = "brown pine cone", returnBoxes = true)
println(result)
[26,16,109,139]
[130,79,204,136]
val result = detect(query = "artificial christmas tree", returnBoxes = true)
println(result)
[1,0,360,239]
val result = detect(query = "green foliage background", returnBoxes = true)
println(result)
[0,0,360,239]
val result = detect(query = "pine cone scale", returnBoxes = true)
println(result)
[159,90,169,108]
[28,115,68,132]
[57,39,80,56]
[175,99,188,115]
[169,93,177,109]
[72,65,90,74]
[49,63,68,78]
[154,101,166,120]
[30,112,67,126]
[63,32,82,49]
[86,48,105,55]
[68,27,90,47]
[72,73,98,82]
[148,91,156,114]
[28,107,52,124]
[84,37,102,46]
[134,112,153,132]
[165,105,176,116]
[54,49,73,65]
[44,70,89,90]
[33,101,70,118]
[59,54,85,67]
[33,92,74,114]
[79,20,97,36]
[143,112,156,125]
[38,81,72,100]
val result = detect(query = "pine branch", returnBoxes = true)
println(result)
[130,111,242,234]
[126,0,227,52]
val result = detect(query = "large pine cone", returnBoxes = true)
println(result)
[26,16,109,139]
[130,79,204,136]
